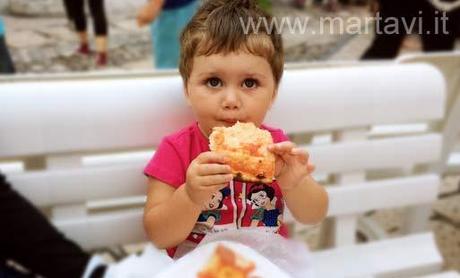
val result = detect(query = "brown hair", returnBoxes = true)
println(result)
[179,0,284,86]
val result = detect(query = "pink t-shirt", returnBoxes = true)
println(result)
[144,122,290,258]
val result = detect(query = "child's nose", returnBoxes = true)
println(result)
[222,88,241,110]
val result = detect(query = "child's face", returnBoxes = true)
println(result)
[185,52,277,136]
[206,191,223,210]
[251,190,269,208]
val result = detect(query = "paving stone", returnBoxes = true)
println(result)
[7,30,53,48]
[14,48,32,64]
[440,176,460,196]
[434,195,460,224]
[0,0,8,13]
[48,63,68,73]
[430,220,460,271]
[113,20,147,33]
[2,15,66,33]
[57,44,76,57]
[39,26,77,41]
[368,208,405,234]
[29,63,45,73]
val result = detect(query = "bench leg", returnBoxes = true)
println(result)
[401,205,433,234]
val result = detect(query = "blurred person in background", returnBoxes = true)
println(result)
[0,16,15,74]
[67,0,109,67]
[137,0,199,69]
[0,172,107,278]
[324,0,339,12]
[362,0,460,59]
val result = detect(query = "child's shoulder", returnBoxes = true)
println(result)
[162,122,201,146]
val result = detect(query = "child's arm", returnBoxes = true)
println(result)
[269,142,328,225]
[143,179,201,249]
[137,0,164,27]
[143,152,233,249]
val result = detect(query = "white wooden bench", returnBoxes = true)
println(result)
[0,63,448,277]
[397,51,460,175]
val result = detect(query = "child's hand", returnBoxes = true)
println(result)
[268,142,315,193]
[137,1,161,27]
[185,152,233,209]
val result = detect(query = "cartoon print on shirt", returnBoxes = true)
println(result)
[248,184,282,228]
[192,187,231,234]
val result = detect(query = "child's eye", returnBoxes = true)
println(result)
[206,78,222,88]
[242,79,258,89]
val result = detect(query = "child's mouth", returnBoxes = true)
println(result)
[221,119,240,125]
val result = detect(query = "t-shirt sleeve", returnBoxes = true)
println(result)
[272,129,290,144]
[144,138,185,188]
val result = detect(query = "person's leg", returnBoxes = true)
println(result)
[0,173,90,278]
[62,0,74,22]
[73,0,90,54]
[88,0,108,66]
[0,35,15,74]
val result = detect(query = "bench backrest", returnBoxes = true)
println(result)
[0,63,445,249]
[397,51,460,175]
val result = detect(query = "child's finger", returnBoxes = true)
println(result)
[291,148,309,163]
[208,183,230,192]
[268,141,296,154]
[197,164,232,176]
[197,151,228,165]
[199,173,233,187]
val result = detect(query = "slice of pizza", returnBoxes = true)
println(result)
[209,122,275,184]
[197,244,255,278]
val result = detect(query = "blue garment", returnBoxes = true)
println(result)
[150,0,198,69]
[163,0,196,10]
[0,17,5,36]
[0,17,15,74]
[262,209,280,227]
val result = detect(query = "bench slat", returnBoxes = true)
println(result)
[0,76,191,158]
[10,171,438,211]
[0,64,444,158]
[53,209,145,249]
[309,133,441,175]
[327,174,440,217]
[8,163,147,206]
[417,272,460,278]
[7,133,440,207]
[268,64,445,133]
[283,174,439,223]
[311,232,443,278]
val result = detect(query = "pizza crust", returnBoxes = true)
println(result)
[198,244,255,278]
[209,122,275,184]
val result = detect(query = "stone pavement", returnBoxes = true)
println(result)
[2,15,153,73]
[1,2,377,73]
[2,2,460,72]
